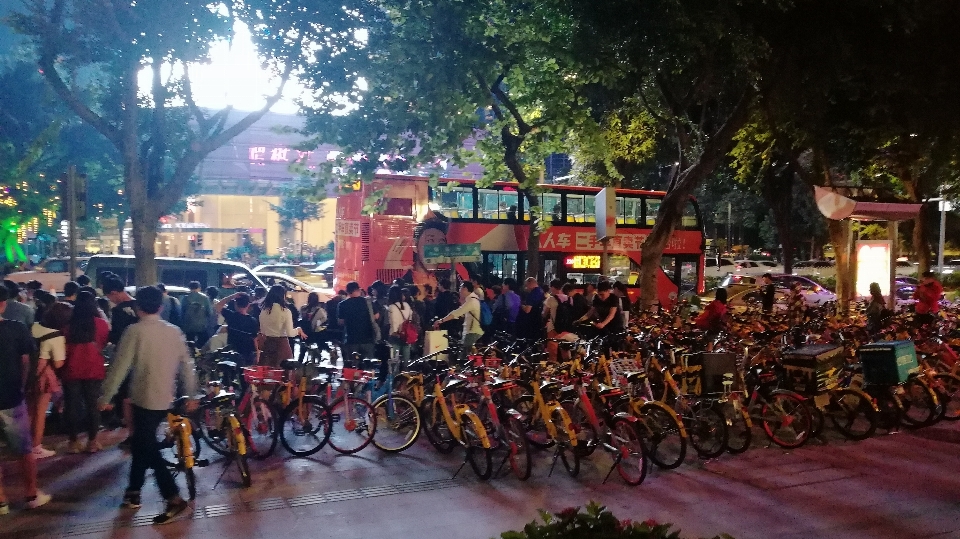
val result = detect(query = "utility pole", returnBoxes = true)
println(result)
[66,166,78,280]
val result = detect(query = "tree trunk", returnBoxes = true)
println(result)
[300,219,305,262]
[522,189,540,280]
[827,219,851,315]
[913,207,931,275]
[131,212,159,285]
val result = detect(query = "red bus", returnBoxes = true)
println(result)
[334,174,705,306]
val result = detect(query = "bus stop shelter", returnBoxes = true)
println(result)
[814,186,923,309]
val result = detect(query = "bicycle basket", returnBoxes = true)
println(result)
[609,354,642,388]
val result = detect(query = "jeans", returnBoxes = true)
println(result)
[64,379,102,441]
[460,333,482,364]
[184,330,209,349]
[128,406,179,500]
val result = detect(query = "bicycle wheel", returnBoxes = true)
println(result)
[934,373,960,421]
[197,406,233,457]
[514,395,553,449]
[612,419,648,486]
[809,403,825,438]
[372,394,422,453]
[561,400,598,457]
[328,396,375,455]
[720,400,752,454]
[460,411,493,480]
[900,378,939,428]
[638,402,686,469]
[679,400,727,459]
[420,397,456,454]
[826,389,876,440]
[551,408,580,477]
[279,396,332,457]
[241,398,279,459]
[504,414,532,481]
[761,392,812,448]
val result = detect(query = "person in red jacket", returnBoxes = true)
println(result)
[63,291,110,453]
[913,271,943,326]
[695,288,728,332]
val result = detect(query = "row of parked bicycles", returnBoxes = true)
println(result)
[157,301,960,497]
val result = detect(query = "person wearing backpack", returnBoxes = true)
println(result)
[543,280,579,362]
[180,281,213,347]
[63,291,110,454]
[28,296,70,459]
[0,286,52,513]
[387,285,416,366]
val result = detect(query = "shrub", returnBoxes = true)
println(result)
[498,502,733,539]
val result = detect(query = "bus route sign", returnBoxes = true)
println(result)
[422,243,482,264]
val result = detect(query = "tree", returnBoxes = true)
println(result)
[0,125,59,262]
[269,181,323,262]
[298,0,602,280]
[8,0,337,283]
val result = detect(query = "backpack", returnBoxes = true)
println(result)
[553,297,576,334]
[479,300,493,328]
[394,304,419,345]
[182,294,207,333]
[27,330,62,397]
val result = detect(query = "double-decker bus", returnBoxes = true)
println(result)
[334,174,705,305]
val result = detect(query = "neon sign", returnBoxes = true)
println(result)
[567,255,601,269]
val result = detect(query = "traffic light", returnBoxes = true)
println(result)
[75,174,87,221]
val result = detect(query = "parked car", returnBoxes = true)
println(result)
[6,257,89,292]
[715,273,837,308]
[733,259,782,276]
[247,271,333,308]
[85,255,266,293]
[705,258,736,279]
[253,264,328,287]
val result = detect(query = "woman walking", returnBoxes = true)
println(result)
[298,292,327,362]
[63,291,110,453]
[28,294,70,459]
[258,285,305,367]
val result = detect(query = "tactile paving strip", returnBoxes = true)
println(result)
[4,478,462,538]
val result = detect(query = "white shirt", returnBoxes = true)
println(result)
[259,305,296,337]
[31,323,66,364]
[388,302,413,335]
[444,293,483,336]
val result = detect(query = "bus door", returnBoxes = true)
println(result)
[482,252,521,283]
[660,254,701,299]
[541,254,561,285]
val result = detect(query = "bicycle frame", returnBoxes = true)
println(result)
[430,382,491,449]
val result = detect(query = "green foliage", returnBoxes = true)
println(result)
[497,502,733,539]
[269,181,323,230]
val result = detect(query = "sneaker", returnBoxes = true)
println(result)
[0,502,9,516]
[25,491,51,510]
[86,440,102,454]
[152,498,189,525]
[67,440,84,454]
[120,491,141,509]
[33,446,56,459]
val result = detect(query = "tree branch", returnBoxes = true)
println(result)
[182,63,211,134]
[488,75,532,136]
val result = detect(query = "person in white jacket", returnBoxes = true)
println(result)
[386,285,413,361]
[433,282,483,363]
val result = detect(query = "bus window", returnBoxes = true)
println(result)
[500,191,519,221]
[541,193,562,222]
[584,196,596,222]
[646,198,661,226]
[436,186,473,218]
[566,195,585,223]
[622,197,639,225]
[608,255,640,285]
[682,200,698,228]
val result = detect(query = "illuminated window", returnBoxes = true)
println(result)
[682,201,699,228]
[566,195,585,223]
[540,193,562,222]
[646,198,661,226]
[478,189,518,220]
[435,186,474,218]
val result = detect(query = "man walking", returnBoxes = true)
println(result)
[99,286,197,525]
[2,281,34,327]
[0,287,51,515]
[180,281,213,346]
[433,282,484,363]
[337,281,379,364]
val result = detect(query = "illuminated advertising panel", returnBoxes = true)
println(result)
[855,241,891,297]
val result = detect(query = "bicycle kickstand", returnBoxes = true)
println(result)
[210,457,231,491]
[547,445,562,478]
[602,450,623,484]
[494,447,511,478]
[452,454,469,479]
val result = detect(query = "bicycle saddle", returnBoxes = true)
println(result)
[207,392,237,407]
[487,377,515,390]
[559,385,578,399]
[539,380,561,393]
[596,384,622,397]
[170,396,192,413]
[625,371,646,384]
[281,360,303,371]
[216,360,237,370]
[442,378,469,395]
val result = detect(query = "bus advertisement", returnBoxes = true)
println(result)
[334,174,705,306]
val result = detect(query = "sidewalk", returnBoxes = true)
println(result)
[3,423,960,539]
